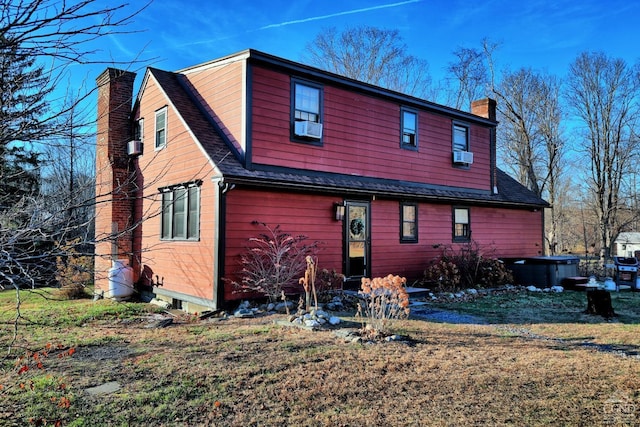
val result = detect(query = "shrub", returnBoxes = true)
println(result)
[228,222,318,302]
[315,268,344,300]
[357,274,410,337]
[424,260,461,292]
[55,240,92,299]
[424,241,513,292]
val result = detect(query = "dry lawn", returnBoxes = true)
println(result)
[1,288,639,426]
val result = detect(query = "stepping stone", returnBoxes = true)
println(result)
[85,381,121,396]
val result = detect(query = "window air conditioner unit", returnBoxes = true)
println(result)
[453,150,474,164]
[127,140,143,156]
[294,120,323,139]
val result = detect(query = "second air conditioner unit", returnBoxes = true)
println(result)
[127,140,143,156]
[453,150,474,164]
[294,120,323,139]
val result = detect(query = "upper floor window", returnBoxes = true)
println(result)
[292,80,323,142]
[155,107,167,149]
[453,207,470,242]
[453,123,469,152]
[401,109,418,149]
[400,202,418,243]
[161,182,201,240]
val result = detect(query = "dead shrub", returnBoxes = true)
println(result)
[227,222,319,302]
[56,283,88,300]
[357,274,410,337]
[424,241,513,292]
[55,240,92,299]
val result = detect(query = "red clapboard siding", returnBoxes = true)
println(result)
[249,65,491,191]
[223,192,544,295]
[370,201,542,282]
[182,61,246,153]
[132,76,218,300]
[470,207,544,257]
[223,188,344,301]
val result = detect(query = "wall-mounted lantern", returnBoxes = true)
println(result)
[334,203,345,221]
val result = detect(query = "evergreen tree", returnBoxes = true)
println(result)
[0,37,50,211]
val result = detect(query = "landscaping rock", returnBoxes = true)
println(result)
[233,308,255,318]
[314,309,329,319]
[550,286,564,293]
[304,319,321,328]
[150,298,171,309]
[85,381,121,396]
[275,301,295,313]
[329,316,341,325]
[326,299,344,311]
[526,285,542,292]
[332,329,357,341]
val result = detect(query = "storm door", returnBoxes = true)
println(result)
[344,201,370,279]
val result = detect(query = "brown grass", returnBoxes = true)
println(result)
[1,290,639,426]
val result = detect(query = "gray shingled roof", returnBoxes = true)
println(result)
[146,67,548,209]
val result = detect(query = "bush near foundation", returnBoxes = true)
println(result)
[228,222,319,302]
[424,241,513,292]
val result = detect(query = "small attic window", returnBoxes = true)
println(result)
[155,107,167,149]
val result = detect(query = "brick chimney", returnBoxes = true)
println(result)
[94,68,136,292]
[471,98,499,194]
[471,98,497,121]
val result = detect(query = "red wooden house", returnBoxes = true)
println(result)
[94,49,547,312]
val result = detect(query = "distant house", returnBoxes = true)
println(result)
[613,232,640,258]
[94,49,548,312]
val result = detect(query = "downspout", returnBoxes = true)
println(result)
[490,126,498,195]
[211,176,234,309]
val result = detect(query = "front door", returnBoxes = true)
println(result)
[345,201,370,279]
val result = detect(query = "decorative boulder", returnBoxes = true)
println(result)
[329,316,341,325]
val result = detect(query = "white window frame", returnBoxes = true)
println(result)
[293,82,322,123]
[155,107,167,150]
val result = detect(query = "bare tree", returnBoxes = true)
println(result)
[1,0,147,352]
[303,26,433,99]
[446,46,489,110]
[565,52,640,259]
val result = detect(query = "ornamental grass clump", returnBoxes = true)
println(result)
[357,274,410,337]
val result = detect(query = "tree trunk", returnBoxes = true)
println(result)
[585,290,616,318]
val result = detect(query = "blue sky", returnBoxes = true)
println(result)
[98,0,639,89]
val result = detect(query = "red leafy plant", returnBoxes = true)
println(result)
[228,222,318,302]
